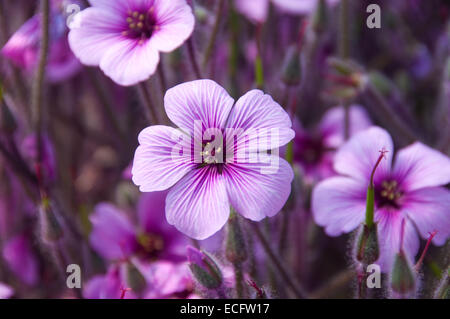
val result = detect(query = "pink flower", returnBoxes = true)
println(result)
[235,0,340,24]
[293,105,371,182]
[0,283,13,299]
[312,127,450,271]
[132,79,294,239]
[68,0,195,86]
[1,1,81,83]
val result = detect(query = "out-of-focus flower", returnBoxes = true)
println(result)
[68,0,195,86]
[234,0,339,24]
[89,191,187,261]
[2,234,39,286]
[1,0,82,83]
[21,134,57,183]
[292,105,371,182]
[132,79,294,240]
[0,283,13,299]
[312,127,450,271]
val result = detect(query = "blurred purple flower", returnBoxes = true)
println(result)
[89,191,187,261]
[235,0,340,23]
[68,0,194,86]
[293,105,371,182]
[21,133,57,183]
[0,283,13,299]
[2,234,39,286]
[312,127,450,271]
[1,1,81,83]
[132,79,294,239]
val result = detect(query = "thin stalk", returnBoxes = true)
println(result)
[249,221,308,298]
[234,263,244,298]
[137,82,160,124]
[187,38,203,79]
[202,0,225,69]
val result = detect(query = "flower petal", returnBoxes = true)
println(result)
[223,156,293,221]
[68,7,125,67]
[402,187,450,245]
[320,105,372,149]
[234,0,269,23]
[375,209,419,272]
[151,0,195,52]
[166,166,230,240]
[225,89,294,157]
[164,79,234,135]
[312,177,366,236]
[334,126,393,183]
[132,125,194,192]
[89,203,137,260]
[393,142,450,191]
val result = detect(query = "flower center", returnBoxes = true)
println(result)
[295,134,326,165]
[137,232,164,259]
[122,8,158,44]
[376,180,403,208]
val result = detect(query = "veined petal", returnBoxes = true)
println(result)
[225,90,294,157]
[334,126,393,184]
[68,7,125,67]
[312,177,366,236]
[402,187,450,245]
[164,79,234,134]
[151,0,195,52]
[166,166,230,240]
[223,156,293,221]
[393,142,450,191]
[99,39,159,86]
[89,203,137,260]
[132,125,194,192]
[375,209,419,272]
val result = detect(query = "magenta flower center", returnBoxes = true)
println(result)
[137,232,164,259]
[122,9,158,43]
[375,180,403,209]
[294,135,326,165]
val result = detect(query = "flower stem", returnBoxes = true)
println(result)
[202,0,225,70]
[138,82,160,124]
[187,38,203,79]
[249,221,308,298]
[415,230,438,271]
[234,263,244,298]
[255,24,264,90]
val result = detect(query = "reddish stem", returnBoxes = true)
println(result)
[415,230,438,271]
[369,148,388,188]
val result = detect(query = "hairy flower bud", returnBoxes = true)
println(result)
[187,246,223,289]
[390,251,416,296]
[124,261,147,294]
[312,0,328,34]
[356,223,379,265]
[281,45,301,86]
[225,210,247,264]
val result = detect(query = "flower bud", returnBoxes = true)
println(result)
[281,45,301,86]
[312,0,328,34]
[225,210,248,264]
[356,223,379,265]
[434,270,449,299]
[187,246,223,289]
[124,261,147,294]
[0,95,17,134]
[39,197,63,243]
[390,251,416,295]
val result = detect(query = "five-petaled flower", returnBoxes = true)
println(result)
[68,0,195,86]
[312,127,450,271]
[132,79,295,240]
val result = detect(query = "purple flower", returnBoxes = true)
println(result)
[21,133,57,183]
[132,79,294,239]
[1,1,81,83]
[89,191,187,261]
[235,0,340,24]
[293,105,371,182]
[0,283,13,299]
[312,127,450,271]
[2,234,39,286]
[68,0,195,86]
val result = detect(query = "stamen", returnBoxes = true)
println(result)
[415,230,438,271]
[369,148,388,188]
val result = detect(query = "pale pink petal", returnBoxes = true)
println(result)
[225,90,294,157]
[402,187,450,245]
[89,203,138,260]
[375,209,419,272]
[99,38,159,86]
[68,7,125,66]
[223,156,293,221]
[334,126,393,184]
[393,142,450,192]
[272,0,340,15]
[234,0,269,23]
[312,177,366,236]
[166,167,230,240]
[0,283,13,299]
[150,0,195,52]
[132,125,194,192]
[164,79,234,134]
[320,105,372,149]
